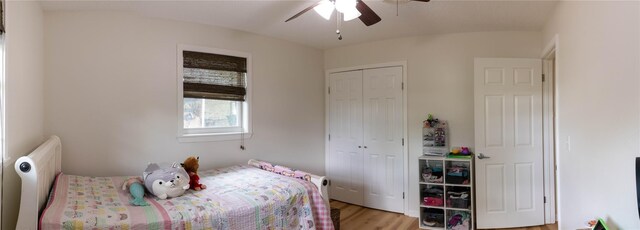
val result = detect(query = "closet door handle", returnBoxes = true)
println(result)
[364,146,368,149]
[358,146,362,148]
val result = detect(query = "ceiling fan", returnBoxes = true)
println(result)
[285,0,430,27]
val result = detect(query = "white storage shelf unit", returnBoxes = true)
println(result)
[419,156,474,230]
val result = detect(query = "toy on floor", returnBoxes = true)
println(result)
[143,162,190,199]
[181,156,207,191]
[122,177,149,206]
[588,218,609,230]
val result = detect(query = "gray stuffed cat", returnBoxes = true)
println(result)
[143,163,190,199]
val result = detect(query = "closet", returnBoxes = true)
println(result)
[327,66,405,213]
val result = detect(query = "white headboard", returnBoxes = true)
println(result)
[14,135,62,230]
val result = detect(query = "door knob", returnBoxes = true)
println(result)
[477,153,490,159]
[364,146,368,148]
[358,146,362,148]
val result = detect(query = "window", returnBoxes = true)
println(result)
[178,45,251,141]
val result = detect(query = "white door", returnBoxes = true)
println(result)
[362,67,404,213]
[474,58,544,228]
[329,70,364,205]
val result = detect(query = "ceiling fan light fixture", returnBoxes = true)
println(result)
[335,0,357,14]
[314,0,335,20]
[342,8,361,21]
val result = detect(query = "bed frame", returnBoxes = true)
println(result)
[14,136,330,230]
[14,136,62,230]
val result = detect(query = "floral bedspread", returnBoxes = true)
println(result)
[40,165,333,230]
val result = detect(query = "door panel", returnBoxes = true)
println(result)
[486,163,506,213]
[362,67,404,213]
[515,95,534,147]
[485,95,505,148]
[474,58,543,228]
[329,71,364,205]
[515,163,534,211]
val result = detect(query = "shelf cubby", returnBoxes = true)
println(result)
[419,156,474,230]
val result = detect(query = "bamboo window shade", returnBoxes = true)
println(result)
[183,51,247,101]
[0,0,5,34]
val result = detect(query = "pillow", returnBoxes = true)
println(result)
[250,160,312,182]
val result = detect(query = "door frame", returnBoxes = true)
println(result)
[325,61,409,215]
[541,34,559,224]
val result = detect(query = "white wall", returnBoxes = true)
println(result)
[542,2,640,229]
[44,11,325,177]
[3,1,46,230]
[324,31,541,216]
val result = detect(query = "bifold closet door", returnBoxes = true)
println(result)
[362,67,404,213]
[328,70,364,205]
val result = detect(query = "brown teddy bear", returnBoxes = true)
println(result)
[181,156,207,191]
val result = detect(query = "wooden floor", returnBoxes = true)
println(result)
[330,200,558,230]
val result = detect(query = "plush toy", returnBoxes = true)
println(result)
[181,156,207,191]
[122,177,149,206]
[143,163,190,199]
[460,147,470,155]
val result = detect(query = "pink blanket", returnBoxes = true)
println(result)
[40,165,334,230]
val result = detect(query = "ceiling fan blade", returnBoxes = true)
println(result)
[356,0,381,26]
[285,2,321,22]
[411,0,431,2]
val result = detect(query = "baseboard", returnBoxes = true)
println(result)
[406,209,419,218]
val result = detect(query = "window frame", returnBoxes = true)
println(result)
[177,44,252,142]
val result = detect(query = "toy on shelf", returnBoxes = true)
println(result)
[422,163,444,183]
[461,147,470,154]
[448,146,473,159]
[446,163,470,185]
[423,114,448,156]
[447,211,471,230]
[424,114,439,128]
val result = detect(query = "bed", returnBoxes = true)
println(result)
[14,136,333,230]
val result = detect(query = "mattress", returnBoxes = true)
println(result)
[40,165,333,230]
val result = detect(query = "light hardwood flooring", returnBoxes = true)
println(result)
[330,200,558,230]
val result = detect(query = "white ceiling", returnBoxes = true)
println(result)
[40,0,559,49]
